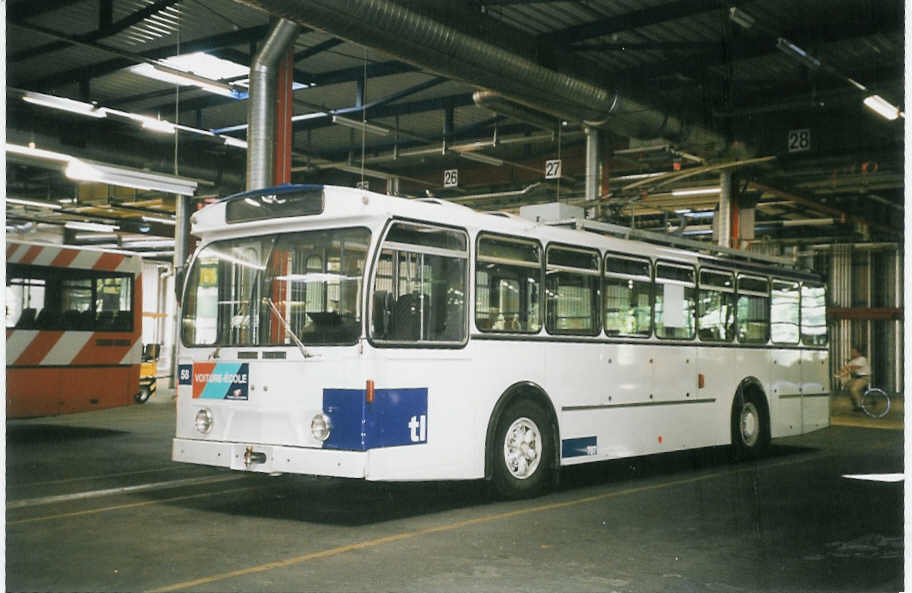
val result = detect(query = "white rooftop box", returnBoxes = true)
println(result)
[518,202,585,223]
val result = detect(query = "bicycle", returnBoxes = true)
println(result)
[860,385,891,419]
[834,370,891,419]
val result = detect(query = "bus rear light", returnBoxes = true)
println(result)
[366,379,375,404]
[698,374,705,389]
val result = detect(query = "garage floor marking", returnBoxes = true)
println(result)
[8,486,259,525]
[146,455,822,593]
[8,475,244,509]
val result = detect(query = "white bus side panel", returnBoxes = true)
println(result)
[802,349,830,433]
[365,348,480,481]
[770,349,803,437]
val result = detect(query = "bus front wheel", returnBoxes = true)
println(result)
[491,400,553,499]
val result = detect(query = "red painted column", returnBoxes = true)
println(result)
[273,49,294,185]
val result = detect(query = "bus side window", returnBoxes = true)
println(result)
[654,262,696,340]
[7,265,47,329]
[545,245,600,336]
[371,223,468,344]
[697,269,735,342]
[800,282,827,346]
[476,235,542,334]
[736,275,770,344]
[603,254,651,338]
[771,280,800,344]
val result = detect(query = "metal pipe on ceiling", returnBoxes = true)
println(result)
[235,0,727,155]
[246,18,301,191]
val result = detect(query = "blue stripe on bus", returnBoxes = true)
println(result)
[562,436,598,458]
[198,362,248,400]
[322,387,428,451]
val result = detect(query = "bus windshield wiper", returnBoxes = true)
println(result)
[265,297,316,359]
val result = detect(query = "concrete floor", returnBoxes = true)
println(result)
[6,390,904,593]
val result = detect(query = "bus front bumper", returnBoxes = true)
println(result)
[172,438,367,478]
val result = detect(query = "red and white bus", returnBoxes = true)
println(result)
[6,241,143,418]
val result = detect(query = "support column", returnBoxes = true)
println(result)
[829,244,853,376]
[584,126,600,202]
[715,170,733,248]
[893,249,904,395]
[169,193,192,389]
[273,48,294,185]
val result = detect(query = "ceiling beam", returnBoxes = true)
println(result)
[542,0,730,46]
[624,15,903,85]
[8,0,84,21]
[295,38,345,61]
[146,60,419,115]
[18,25,271,91]
[9,0,182,63]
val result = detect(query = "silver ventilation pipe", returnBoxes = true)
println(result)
[236,0,727,155]
[246,18,301,191]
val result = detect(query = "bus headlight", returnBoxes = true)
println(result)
[194,408,213,434]
[311,413,332,442]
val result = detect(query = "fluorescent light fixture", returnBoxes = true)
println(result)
[847,77,868,92]
[222,136,248,149]
[141,117,176,134]
[458,151,504,167]
[141,215,176,225]
[335,164,396,180]
[674,208,692,214]
[672,187,722,196]
[22,91,107,118]
[612,172,665,182]
[776,38,820,69]
[842,473,904,483]
[74,232,119,241]
[5,143,74,164]
[332,115,391,136]
[7,197,63,210]
[728,7,755,29]
[122,239,175,248]
[863,95,902,120]
[65,221,118,232]
[65,159,198,196]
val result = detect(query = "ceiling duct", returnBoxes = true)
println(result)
[235,0,727,155]
[246,18,301,191]
[472,91,558,132]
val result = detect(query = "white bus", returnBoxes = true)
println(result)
[173,184,829,498]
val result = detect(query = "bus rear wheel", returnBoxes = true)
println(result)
[491,400,553,499]
[731,390,769,460]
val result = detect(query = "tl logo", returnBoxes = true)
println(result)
[408,414,427,443]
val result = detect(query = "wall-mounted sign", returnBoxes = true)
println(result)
[545,159,562,179]
[788,128,811,153]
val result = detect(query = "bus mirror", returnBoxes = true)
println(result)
[373,290,392,337]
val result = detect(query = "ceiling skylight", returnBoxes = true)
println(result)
[130,52,249,98]
[129,52,313,99]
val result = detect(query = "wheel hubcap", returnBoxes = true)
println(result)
[740,402,759,447]
[503,417,542,480]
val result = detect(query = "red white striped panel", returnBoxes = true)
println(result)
[7,242,139,274]
[6,330,141,367]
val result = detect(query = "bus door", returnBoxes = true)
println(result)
[367,221,473,479]
[770,280,802,436]
[800,282,829,431]
[652,262,698,403]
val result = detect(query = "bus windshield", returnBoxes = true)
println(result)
[181,227,370,346]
